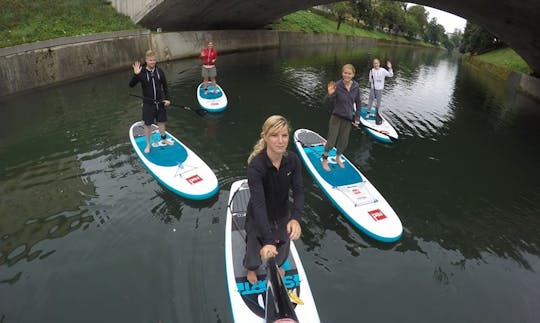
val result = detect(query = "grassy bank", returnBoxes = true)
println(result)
[268,10,436,48]
[0,0,138,48]
[473,48,531,74]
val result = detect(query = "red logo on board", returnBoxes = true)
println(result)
[352,188,361,195]
[368,209,387,221]
[186,175,203,184]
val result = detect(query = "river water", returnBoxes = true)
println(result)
[1,44,539,323]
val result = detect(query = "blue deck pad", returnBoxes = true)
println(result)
[237,273,300,296]
[135,132,188,166]
[360,106,376,120]
[304,145,363,186]
[199,84,223,100]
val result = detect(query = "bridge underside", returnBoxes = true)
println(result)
[113,0,540,76]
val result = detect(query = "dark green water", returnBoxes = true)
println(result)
[1,44,539,323]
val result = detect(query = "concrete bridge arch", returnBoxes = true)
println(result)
[110,0,540,76]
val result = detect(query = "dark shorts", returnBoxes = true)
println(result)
[142,103,167,126]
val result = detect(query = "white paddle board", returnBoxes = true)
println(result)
[197,82,228,112]
[294,129,402,242]
[129,121,219,200]
[225,179,320,322]
[359,107,399,143]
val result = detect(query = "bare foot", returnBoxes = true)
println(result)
[144,145,151,154]
[247,270,258,284]
[336,156,345,168]
[162,139,174,146]
[321,158,331,171]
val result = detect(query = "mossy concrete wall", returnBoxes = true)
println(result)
[463,54,540,101]
[0,29,427,98]
[0,29,279,97]
[6,29,524,99]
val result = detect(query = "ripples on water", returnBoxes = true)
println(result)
[1,45,539,323]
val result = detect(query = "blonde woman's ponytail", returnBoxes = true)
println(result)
[247,137,266,164]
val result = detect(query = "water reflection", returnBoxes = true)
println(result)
[0,43,539,322]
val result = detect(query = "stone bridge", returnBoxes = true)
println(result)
[110,0,540,76]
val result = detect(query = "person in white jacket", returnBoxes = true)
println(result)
[367,59,393,125]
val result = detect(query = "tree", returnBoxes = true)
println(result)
[349,0,375,28]
[407,5,428,37]
[329,2,352,30]
[426,17,446,44]
[459,22,505,54]
[403,14,421,39]
[377,1,405,33]
[449,29,463,50]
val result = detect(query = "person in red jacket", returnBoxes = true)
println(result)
[199,40,218,94]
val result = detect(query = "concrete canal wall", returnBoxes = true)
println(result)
[1,29,537,101]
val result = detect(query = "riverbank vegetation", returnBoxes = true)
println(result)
[473,48,531,74]
[459,21,531,74]
[268,9,435,48]
[0,0,138,48]
[0,0,531,75]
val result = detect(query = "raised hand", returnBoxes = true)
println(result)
[132,61,142,75]
[327,81,336,95]
[387,60,392,69]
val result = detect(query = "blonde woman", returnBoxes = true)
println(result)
[244,115,304,284]
[322,64,361,171]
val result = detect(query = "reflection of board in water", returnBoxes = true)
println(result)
[225,180,320,322]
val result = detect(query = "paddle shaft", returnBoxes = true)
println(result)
[265,257,299,322]
[128,93,207,116]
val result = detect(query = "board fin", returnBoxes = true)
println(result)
[288,289,304,305]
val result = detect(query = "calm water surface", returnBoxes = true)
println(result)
[1,44,539,323]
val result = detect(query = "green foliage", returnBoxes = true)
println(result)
[378,1,404,32]
[0,0,138,48]
[459,22,505,55]
[425,17,446,44]
[269,10,436,48]
[406,5,428,33]
[329,2,353,30]
[474,48,531,74]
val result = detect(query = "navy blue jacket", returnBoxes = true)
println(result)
[246,151,304,245]
[129,65,169,105]
[323,79,362,122]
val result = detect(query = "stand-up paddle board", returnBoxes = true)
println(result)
[129,121,219,200]
[294,129,402,242]
[225,179,320,323]
[359,107,398,143]
[197,82,228,112]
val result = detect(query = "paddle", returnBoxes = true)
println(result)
[265,257,299,323]
[128,93,207,116]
